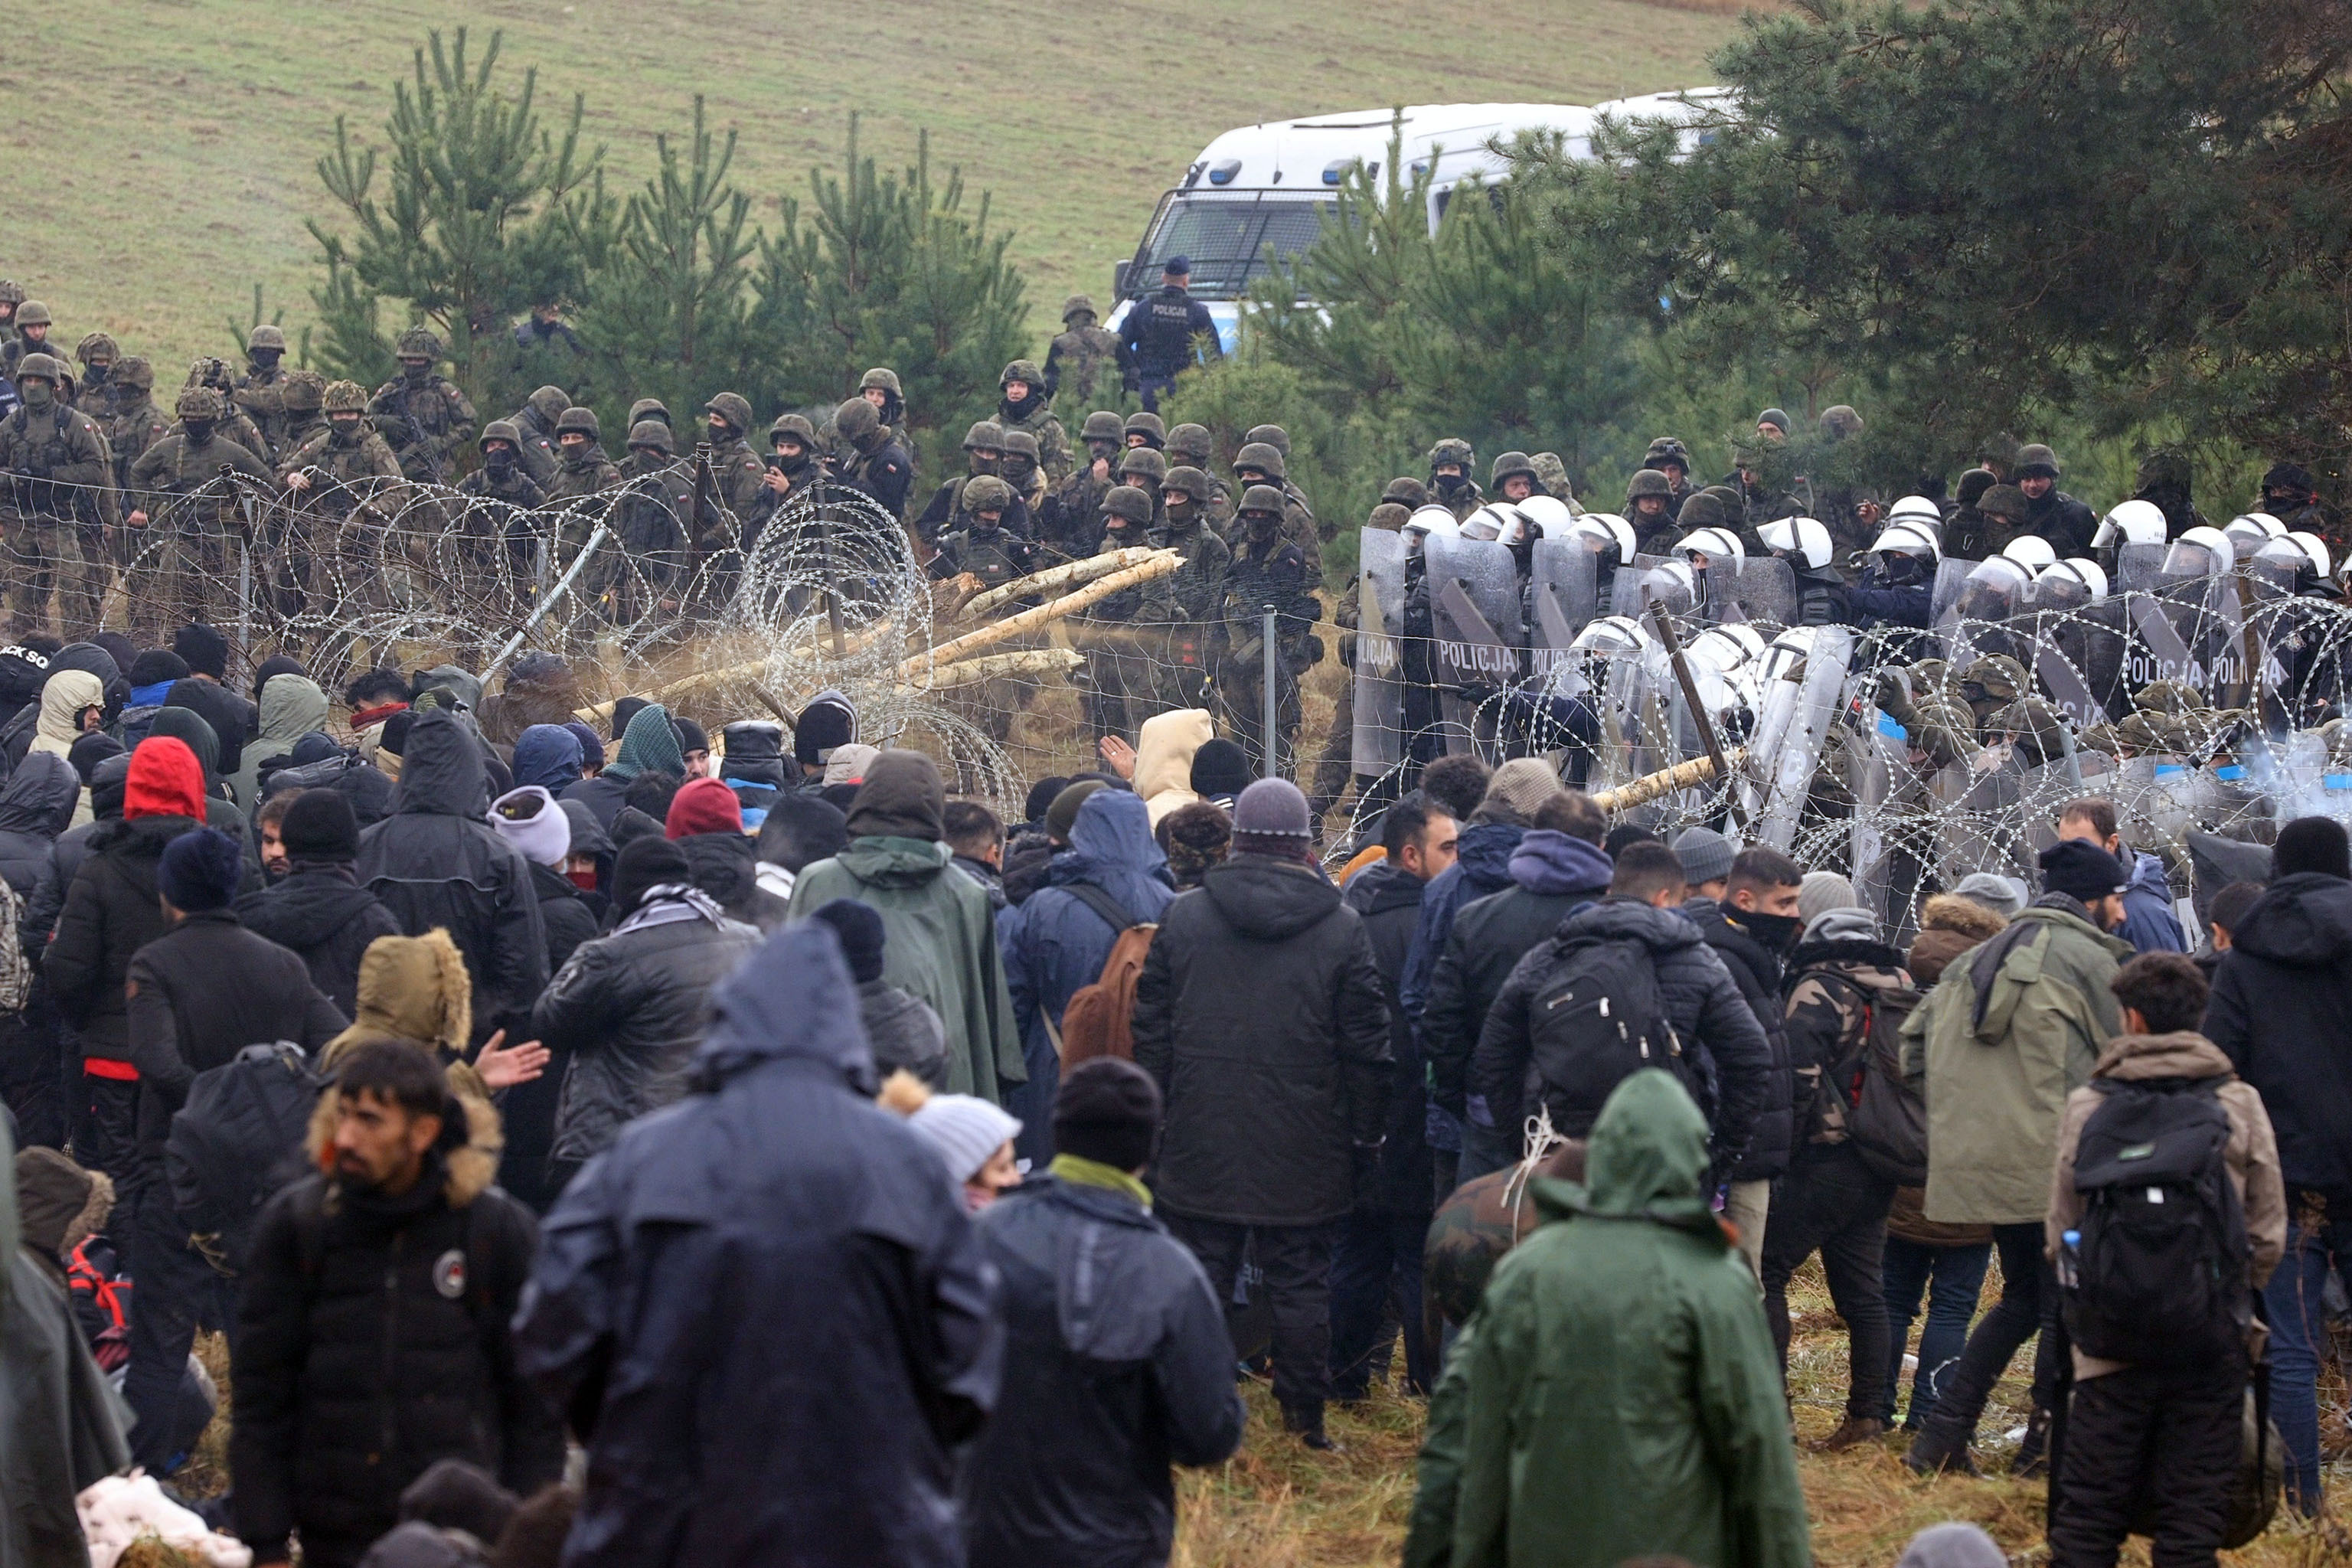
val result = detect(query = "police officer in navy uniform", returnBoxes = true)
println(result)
[1119,256,1222,413]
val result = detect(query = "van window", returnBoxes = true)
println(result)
[1135,196,1331,299]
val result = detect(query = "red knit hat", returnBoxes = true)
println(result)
[125,736,205,822]
[665,776,744,840]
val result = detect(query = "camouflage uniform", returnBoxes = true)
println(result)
[367,328,477,482]
[505,387,568,487]
[606,421,698,626]
[1114,449,1169,531]
[1073,486,1158,741]
[93,357,172,492]
[925,474,1038,742]
[827,397,914,524]
[175,358,270,466]
[281,381,405,619]
[233,325,296,461]
[1167,423,1233,531]
[1142,467,1230,710]
[999,429,1049,518]
[1877,654,2069,772]
[1310,501,1411,820]
[916,423,1033,548]
[1043,296,1125,405]
[995,359,1071,485]
[458,418,548,614]
[698,393,772,576]
[1783,944,1917,1149]
[1230,441,1321,579]
[753,413,823,553]
[0,354,119,635]
[1216,485,1323,777]
[1,302,54,384]
[125,387,273,640]
[1037,410,1122,560]
[1427,437,1482,521]
[70,332,119,416]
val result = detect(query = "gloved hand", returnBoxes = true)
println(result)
[1874,668,1913,717]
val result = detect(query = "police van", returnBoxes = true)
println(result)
[1106,90,1727,352]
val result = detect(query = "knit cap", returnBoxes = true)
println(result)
[808,898,887,984]
[908,1095,1023,1185]
[1478,757,1566,824]
[158,827,242,912]
[1796,870,1859,925]
[1045,779,1108,843]
[1803,904,1880,946]
[1952,871,2027,918]
[665,776,744,839]
[1231,778,1313,861]
[283,787,361,864]
[488,786,571,868]
[1671,826,1735,887]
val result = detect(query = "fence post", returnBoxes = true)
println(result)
[1262,603,1279,780]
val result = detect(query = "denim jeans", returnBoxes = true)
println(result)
[1760,1143,1895,1419]
[2261,1186,2352,1512]
[1880,1236,1993,1428]
[1919,1220,2063,1444]
[1327,1207,1435,1399]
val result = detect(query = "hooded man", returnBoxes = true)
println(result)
[0,750,81,1142]
[230,671,330,808]
[786,750,1025,1106]
[514,923,1001,1568]
[236,788,403,1019]
[563,701,684,831]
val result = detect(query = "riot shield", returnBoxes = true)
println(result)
[1612,555,1694,620]
[1706,556,1797,629]
[2122,591,2205,693]
[1930,749,2033,890]
[1426,534,1524,753]
[1351,526,1408,773]
[2111,541,2169,597]
[1528,536,1600,690]
[1927,557,1978,625]
[1752,627,1852,851]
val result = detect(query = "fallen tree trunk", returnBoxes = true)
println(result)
[958,547,1166,621]
[1589,749,1746,813]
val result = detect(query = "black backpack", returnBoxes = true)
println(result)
[1847,984,1928,1185]
[2061,1076,2250,1367]
[165,1042,325,1276]
[1521,933,1695,1136]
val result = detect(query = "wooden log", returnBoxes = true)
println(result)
[958,547,1167,621]
[1589,749,1747,813]
[901,552,1182,678]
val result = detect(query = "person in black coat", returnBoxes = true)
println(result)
[963,1058,1244,1568]
[148,703,262,877]
[485,784,599,973]
[162,625,256,786]
[234,790,403,1019]
[0,750,77,894]
[0,751,80,1145]
[356,710,547,1044]
[532,837,763,1183]
[514,921,1000,1568]
[1117,256,1221,410]
[1328,793,1455,1403]
[122,828,346,1475]
[663,777,789,929]
[24,748,129,950]
[234,1039,564,1568]
[1130,779,1390,1448]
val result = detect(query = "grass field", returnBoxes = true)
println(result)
[9,0,1736,378]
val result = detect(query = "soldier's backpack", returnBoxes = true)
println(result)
[1053,883,1156,1067]
[165,1042,325,1276]
[0,876,34,1013]
[2061,1076,2250,1367]
[1521,933,1694,1135]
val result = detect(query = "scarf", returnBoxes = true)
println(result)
[612,881,726,937]
[1049,1153,1152,1210]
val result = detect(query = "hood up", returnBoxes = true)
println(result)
[395,708,491,818]
[1201,852,1341,940]
[0,749,81,839]
[1050,786,1175,921]
[694,920,874,1091]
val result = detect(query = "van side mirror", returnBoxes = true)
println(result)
[1112,260,1131,299]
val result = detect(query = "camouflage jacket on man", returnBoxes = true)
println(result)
[543,447,622,503]
[612,456,696,564]
[0,402,118,525]
[96,396,172,491]
[995,400,1071,486]
[283,427,403,520]
[1044,322,1125,404]
[1140,514,1230,627]
[127,432,273,526]
[505,407,562,487]
[926,523,1037,592]
[1037,464,1114,559]
[1783,938,1917,1147]
[1219,536,1321,667]
[234,366,294,461]
[366,374,478,482]
[458,465,546,510]
[705,436,771,541]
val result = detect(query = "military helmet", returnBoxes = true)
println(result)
[627,419,674,453]
[1080,410,1123,444]
[1000,429,1040,462]
[962,475,1014,513]
[1232,441,1286,482]
[999,358,1044,388]
[247,324,288,354]
[1490,450,1539,488]
[115,356,155,392]
[480,419,524,451]
[175,386,226,420]
[1381,475,1429,509]
[555,405,601,439]
[282,369,327,412]
[1961,655,2028,702]
[1625,469,1674,503]
[1061,296,1096,323]
[1117,448,1168,485]
[628,397,672,428]
[1103,485,1153,525]
[1238,484,1288,518]
[858,366,902,397]
[832,396,880,443]
[11,353,61,385]
[1427,436,1475,471]
[15,301,51,329]
[529,386,572,425]
[1122,411,1165,448]
[322,380,368,414]
[1367,502,1413,533]
[704,391,753,434]
[1243,423,1292,459]
[0,281,21,306]
[1978,483,2032,523]
[769,412,818,446]
[1677,490,1728,530]
[1700,483,1748,524]
[1643,436,1691,469]
[2014,443,2061,479]
[1165,422,1214,464]
[76,332,119,365]
[962,420,1004,452]
[1162,466,1212,505]
[394,327,441,360]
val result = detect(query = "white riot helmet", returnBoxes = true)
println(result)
[2254,532,2330,583]
[1569,613,1653,658]
[2160,524,2233,580]
[1886,495,1943,528]
[1672,526,1746,567]
[2000,534,2059,573]
[1566,511,1635,564]
[1402,505,1459,557]
[1490,502,1540,547]
[2285,531,2333,579]
[1953,554,2031,621]
[1460,501,1516,542]
[2222,512,2285,559]
[1690,622,1766,671]
[1757,625,1818,686]
[1757,515,1834,570]
[1642,558,1698,606]
[1869,519,1942,562]
[2092,498,2168,549]
[1516,493,1574,538]
[2034,557,2108,609]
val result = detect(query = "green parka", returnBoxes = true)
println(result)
[1445,1070,1811,1568]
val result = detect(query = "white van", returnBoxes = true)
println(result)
[1107,90,1727,351]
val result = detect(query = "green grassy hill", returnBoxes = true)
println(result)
[11,0,1736,377]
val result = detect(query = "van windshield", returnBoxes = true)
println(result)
[1131,194,1332,300]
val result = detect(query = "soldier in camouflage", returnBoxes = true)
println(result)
[753,413,824,552]
[368,328,477,482]
[276,370,328,458]
[999,428,1047,518]
[1167,423,1234,531]
[93,356,171,493]
[1530,452,1579,507]
[699,392,772,554]
[1074,485,1159,743]
[1230,441,1320,578]
[1876,653,2071,773]
[857,367,906,430]
[1122,410,1165,452]
[826,396,913,524]
[71,333,118,414]
[280,379,403,618]
[459,420,548,609]
[627,397,672,433]
[177,358,270,462]
[504,385,568,487]
[608,419,698,622]
[1428,437,1482,521]
[1037,410,1122,560]
[0,354,119,635]
[125,385,272,639]
[0,280,21,339]
[1115,447,1169,531]
[995,358,1070,485]
[916,421,1026,547]
[1489,451,1540,505]
[925,475,1037,593]
[1217,485,1323,777]
[234,324,296,460]
[1146,466,1232,709]
[1043,296,1125,405]
[544,407,620,503]
[3,301,54,382]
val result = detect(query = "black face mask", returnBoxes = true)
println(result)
[250,349,282,371]
[183,419,215,443]
[1737,909,1804,954]
[1433,472,1469,495]
[401,361,430,386]
[329,417,363,444]
[485,447,515,474]
[83,364,110,389]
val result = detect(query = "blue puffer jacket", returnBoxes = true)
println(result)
[2116,848,2187,954]
[514,923,1001,1568]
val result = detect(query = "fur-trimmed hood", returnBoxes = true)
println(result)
[321,928,473,1061]
[305,1068,504,1210]
[14,1146,115,1280]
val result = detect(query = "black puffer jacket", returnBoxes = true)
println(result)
[235,864,405,1019]
[1131,854,1391,1227]
[1684,897,1795,1183]
[2204,871,2352,1193]
[676,829,791,929]
[232,1135,564,1568]
[534,895,763,1162]
[526,859,601,972]
[0,751,78,896]
[1345,861,1434,1214]
[1467,895,1773,1170]
[963,1178,1243,1568]
[23,752,129,952]
[356,710,547,1034]
[44,812,201,1063]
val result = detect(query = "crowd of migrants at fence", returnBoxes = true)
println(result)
[3,270,2352,1568]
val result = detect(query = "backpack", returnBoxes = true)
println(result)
[1846,984,1928,1184]
[0,876,33,1013]
[67,1236,132,1372]
[164,1041,325,1276]
[2061,1076,2250,1368]
[1054,882,1156,1067]
[1521,933,1694,1135]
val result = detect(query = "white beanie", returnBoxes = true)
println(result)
[908,1095,1022,1184]
[487,785,572,869]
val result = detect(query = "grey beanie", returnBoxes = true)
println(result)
[1896,1523,2007,1568]
[1671,826,1736,887]
[1953,871,2028,919]
[1232,778,1312,838]
[907,1095,1022,1185]
[1803,904,1880,946]
[1796,870,1860,925]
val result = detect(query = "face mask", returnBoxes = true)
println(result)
[183,419,215,443]
[1165,498,1195,524]
[402,361,430,385]
[83,364,109,389]
[250,349,282,371]
[568,867,599,892]
[19,382,51,410]
[1434,472,1468,495]
[330,417,361,443]
[1738,909,1803,953]
[485,448,515,474]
